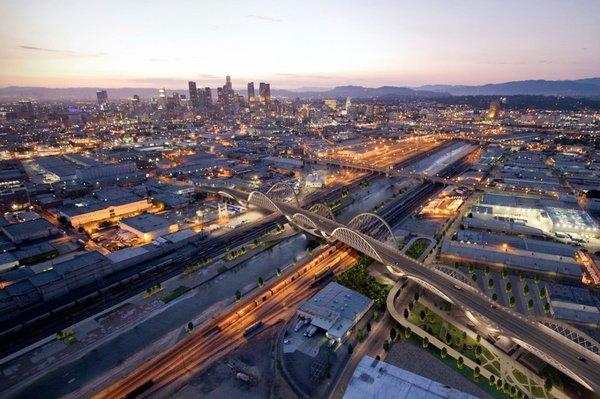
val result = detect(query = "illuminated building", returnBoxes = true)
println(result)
[259,82,271,104]
[247,82,255,107]
[158,88,167,109]
[324,99,337,110]
[96,90,108,106]
[118,213,179,242]
[487,99,501,119]
[188,81,198,109]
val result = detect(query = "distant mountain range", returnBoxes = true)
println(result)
[416,78,600,97]
[1,77,599,101]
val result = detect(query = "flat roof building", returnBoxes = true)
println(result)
[1,218,59,244]
[298,282,373,342]
[119,213,178,241]
[343,355,476,399]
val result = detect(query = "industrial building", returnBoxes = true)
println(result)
[343,356,476,399]
[119,213,179,242]
[58,188,151,227]
[297,282,373,343]
[1,218,59,244]
[472,193,599,239]
[546,283,600,328]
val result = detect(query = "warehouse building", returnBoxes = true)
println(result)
[59,188,151,227]
[1,218,59,244]
[344,356,476,399]
[119,213,179,242]
[472,193,599,239]
[297,282,372,343]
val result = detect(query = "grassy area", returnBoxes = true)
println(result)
[184,257,211,274]
[406,302,550,399]
[399,332,509,399]
[335,257,390,308]
[160,286,191,303]
[405,238,430,259]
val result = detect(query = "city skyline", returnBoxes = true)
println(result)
[1,0,599,89]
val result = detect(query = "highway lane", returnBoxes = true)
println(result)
[89,244,360,399]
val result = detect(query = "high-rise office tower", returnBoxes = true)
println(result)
[259,82,271,104]
[188,81,198,109]
[247,82,255,106]
[203,87,212,108]
[158,88,167,109]
[96,90,108,105]
[487,99,501,119]
[225,75,232,91]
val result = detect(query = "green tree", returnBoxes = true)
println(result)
[519,272,525,282]
[509,296,516,307]
[488,278,494,289]
[390,327,397,341]
[492,293,498,302]
[468,264,474,273]
[502,268,508,279]
[489,374,496,386]
[472,273,477,282]
[544,302,551,313]
[253,238,259,247]
[440,346,447,358]
[484,266,490,275]
[419,309,426,322]
[357,330,364,342]
[523,284,530,295]
[505,281,512,293]
[539,287,547,299]
[403,308,409,319]
[457,356,464,369]
[383,340,390,351]
[235,290,242,301]
[534,274,541,284]
[405,327,412,339]
[527,299,534,310]
[258,277,264,287]
[422,336,429,348]
[473,366,480,381]
[366,322,372,332]
[544,378,553,393]
[187,322,194,331]
[276,268,282,276]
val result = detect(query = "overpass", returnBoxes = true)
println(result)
[204,184,600,394]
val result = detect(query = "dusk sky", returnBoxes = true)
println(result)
[1,0,599,89]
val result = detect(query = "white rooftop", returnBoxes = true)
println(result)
[343,356,477,399]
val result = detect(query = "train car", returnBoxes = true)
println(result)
[243,321,264,338]
[124,379,154,399]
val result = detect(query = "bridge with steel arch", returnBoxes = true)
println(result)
[203,185,600,393]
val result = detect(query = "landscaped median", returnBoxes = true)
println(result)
[387,283,566,399]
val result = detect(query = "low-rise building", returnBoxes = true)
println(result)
[119,213,179,242]
[297,282,373,343]
[1,218,59,244]
[343,355,476,399]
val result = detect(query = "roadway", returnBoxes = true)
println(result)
[216,187,600,394]
[89,244,360,399]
